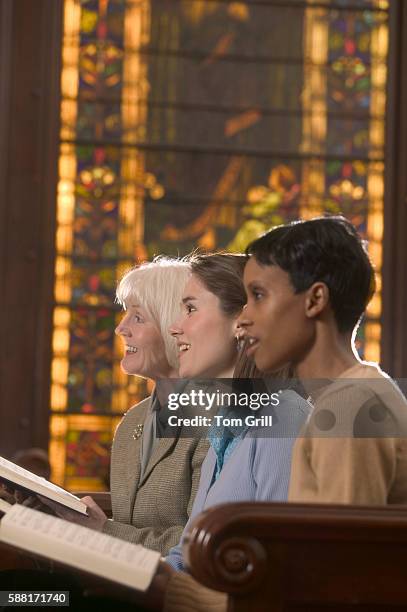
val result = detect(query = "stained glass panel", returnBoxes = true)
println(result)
[52,0,389,487]
[50,414,121,490]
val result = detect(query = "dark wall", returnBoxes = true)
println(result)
[0,0,63,456]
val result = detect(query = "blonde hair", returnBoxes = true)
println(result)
[116,256,191,370]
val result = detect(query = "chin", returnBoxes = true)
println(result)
[180,364,199,379]
[120,361,132,376]
[178,365,190,378]
[254,350,274,374]
[122,366,138,376]
[121,358,142,377]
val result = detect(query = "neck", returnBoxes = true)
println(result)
[197,362,237,379]
[215,364,236,378]
[295,323,360,381]
[154,368,178,405]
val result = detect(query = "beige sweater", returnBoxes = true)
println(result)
[289,362,407,504]
[165,363,407,611]
[165,573,227,612]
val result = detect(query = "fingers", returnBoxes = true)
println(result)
[80,495,96,507]
[37,495,71,518]
[37,495,59,511]
[37,496,80,522]
[22,495,39,507]
[0,484,29,505]
[15,490,31,504]
[22,495,51,512]
[80,496,106,516]
[79,496,107,529]
[0,485,15,505]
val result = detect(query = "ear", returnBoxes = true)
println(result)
[304,282,330,320]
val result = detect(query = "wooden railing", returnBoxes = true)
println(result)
[183,501,407,612]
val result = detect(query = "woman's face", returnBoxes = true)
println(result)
[115,304,173,380]
[239,257,312,372]
[170,275,239,378]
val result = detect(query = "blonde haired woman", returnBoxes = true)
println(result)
[48,257,209,556]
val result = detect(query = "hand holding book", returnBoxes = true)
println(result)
[0,455,87,515]
[0,483,15,505]
[1,483,55,514]
[39,495,108,531]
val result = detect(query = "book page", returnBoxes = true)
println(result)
[0,455,80,501]
[1,505,161,590]
[0,456,87,514]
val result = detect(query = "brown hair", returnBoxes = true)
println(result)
[190,253,247,317]
[233,340,263,378]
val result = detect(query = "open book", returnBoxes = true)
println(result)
[0,455,87,515]
[0,499,161,591]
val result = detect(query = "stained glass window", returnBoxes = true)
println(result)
[52,0,389,488]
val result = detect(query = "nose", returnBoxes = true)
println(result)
[236,306,252,333]
[169,316,183,338]
[115,313,130,337]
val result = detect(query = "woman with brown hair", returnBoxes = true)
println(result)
[165,253,310,572]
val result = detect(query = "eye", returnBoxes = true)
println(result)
[185,302,196,315]
[133,312,143,323]
[251,288,263,301]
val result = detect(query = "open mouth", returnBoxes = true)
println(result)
[178,343,191,356]
[125,345,138,354]
[245,337,260,356]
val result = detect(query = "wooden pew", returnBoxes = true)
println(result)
[183,502,407,612]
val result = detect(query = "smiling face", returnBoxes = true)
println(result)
[240,257,314,373]
[170,275,239,378]
[115,304,173,380]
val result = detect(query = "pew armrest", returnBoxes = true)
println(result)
[183,501,407,612]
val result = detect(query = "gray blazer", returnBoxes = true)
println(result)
[103,395,209,555]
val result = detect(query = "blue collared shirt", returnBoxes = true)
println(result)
[166,388,311,571]
[208,406,249,481]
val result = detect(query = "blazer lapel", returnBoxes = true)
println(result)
[137,435,178,488]
[126,399,150,522]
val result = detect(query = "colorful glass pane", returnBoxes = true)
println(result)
[50,414,121,491]
[52,0,388,487]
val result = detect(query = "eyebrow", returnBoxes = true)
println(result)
[182,296,197,304]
